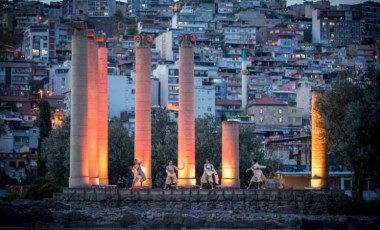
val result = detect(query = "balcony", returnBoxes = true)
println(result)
[278,164,353,175]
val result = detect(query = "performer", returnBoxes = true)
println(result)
[200,159,218,189]
[246,159,267,189]
[130,159,146,188]
[164,160,184,189]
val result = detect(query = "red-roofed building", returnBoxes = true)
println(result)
[215,99,242,119]
[247,94,303,130]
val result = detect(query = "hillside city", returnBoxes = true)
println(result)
[0,0,379,194]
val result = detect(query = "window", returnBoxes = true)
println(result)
[259,109,263,114]
[279,109,282,114]
[131,89,135,95]
[259,117,264,123]
[279,117,283,123]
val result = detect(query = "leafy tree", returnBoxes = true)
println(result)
[40,117,70,186]
[151,111,178,187]
[36,99,52,176]
[317,66,380,204]
[108,118,134,187]
[127,27,137,35]
[304,27,312,43]
[113,9,124,22]
[36,100,52,140]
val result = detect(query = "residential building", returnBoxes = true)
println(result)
[47,66,70,96]
[0,61,32,93]
[312,8,364,45]
[88,0,116,18]
[247,94,303,132]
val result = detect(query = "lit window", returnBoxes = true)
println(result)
[260,117,264,123]
[259,109,263,114]
[279,117,283,123]
[279,109,282,114]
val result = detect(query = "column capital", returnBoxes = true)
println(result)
[134,34,154,47]
[178,34,196,48]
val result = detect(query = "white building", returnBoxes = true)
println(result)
[108,75,160,119]
[223,26,257,45]
[153,63,215,118]
[296,79,313,119]
[47,66,70,96]
[23,25,49,62]
[88,0,116,18]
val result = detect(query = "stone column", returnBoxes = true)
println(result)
[134,34,153,188]
[86,30,99,185]
[311,90,328,189]
[96,35,109,185]
[177,34,197,187]
[69,22,89,188]
[222,121,240,188]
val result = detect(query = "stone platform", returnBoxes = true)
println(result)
[57,188,350,215]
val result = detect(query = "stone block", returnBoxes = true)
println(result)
[183,216,205,228]
[251,220,266,230]
[119,211,138,227]
[209,220,233,229]
[276,205,298,214]
[301,218,323,229]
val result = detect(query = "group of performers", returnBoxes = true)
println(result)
[129,158,267,189]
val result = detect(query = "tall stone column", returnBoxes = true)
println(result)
[222,121,240,188]
[134,34,153,188]
[86,31,99,185]
[177,34,196,187]
[69,22,89,188]
[311,90,328,189]
[97,35,109,185]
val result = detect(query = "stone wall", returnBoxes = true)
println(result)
[59,188,349,215]
[2,189,379,229]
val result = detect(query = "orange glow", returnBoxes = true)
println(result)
[311,91,328,188]
[87,39,99,185]
[177,46,196,187]
[221,121,240,188]
[87,31,95,38]
[167,102,179,111]
[96,37,105,44]
[97,46,109,185]
[134,46,152,188]
[52,111,65,129]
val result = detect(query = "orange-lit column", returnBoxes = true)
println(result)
[177,34,197,187]
[311,90,328,189]
[134,34,153,188]
[97,35,109,185]
[87,31,99,185]
[222,121,240,188]
[69,22,89,188]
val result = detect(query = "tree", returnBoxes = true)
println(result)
[127,27,137,35]
[40,117,70,186]
[317,66,380,204]
[113,9,124,22]
[36,100,52,140]
[36,99,52,176]
[108,118,134,187]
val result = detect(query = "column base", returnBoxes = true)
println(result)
[99,178,109,185]
[177,178,196,187]
[89,177,99,185]
[311,178,328,189]
[69,176,90,188]
[221,178,240,188]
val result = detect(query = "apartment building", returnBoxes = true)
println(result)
[312,8,364,45]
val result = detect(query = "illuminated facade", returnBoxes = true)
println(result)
[97,36,109,185]
[87,31,99,185]
[134,34,154,188]
[177,34,197,187]
[221,120,240,188]
[311,91,328,188]
[69,23,89,188]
